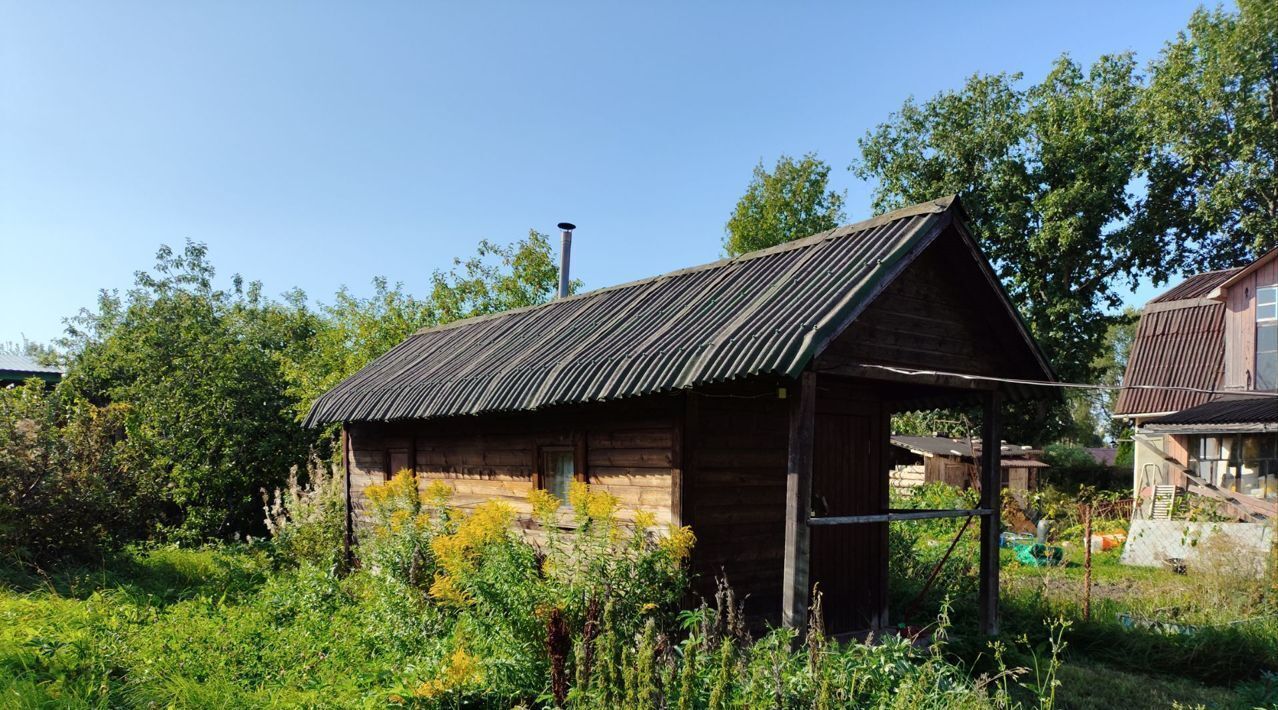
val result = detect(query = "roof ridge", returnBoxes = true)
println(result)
[412,196,959,337]
[1148,265,1246,304]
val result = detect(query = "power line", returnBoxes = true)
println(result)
[844,363,1278,399]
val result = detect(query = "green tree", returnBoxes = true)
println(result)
[0,382,155,562]
[59,242,314,541]
[854,54,1158,389]
[429,229,573,323]
[282,278,435,423]
[1142,0,1278,269]
[285,229,571,420]
[724,153,846,256]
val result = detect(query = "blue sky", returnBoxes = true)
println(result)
[1,1,1217,346]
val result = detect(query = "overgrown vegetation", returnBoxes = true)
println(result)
[0,230,567,564]
[0,381,160,563]
[887,483,1278,708]
[3,476,1098,708]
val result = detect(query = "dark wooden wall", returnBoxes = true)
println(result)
[683,381,790,614]
[809,376,889,632]
[682,376,892,633]
[816,227,1031,380]
[346,396,681,529]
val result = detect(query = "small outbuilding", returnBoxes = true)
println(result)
[307,196,1057,635]
[0,353,62,387]
[888,436,1048,497]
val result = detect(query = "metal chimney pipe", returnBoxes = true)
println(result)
[557,222,575,299]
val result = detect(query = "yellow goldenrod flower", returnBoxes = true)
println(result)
[422,480,453,507]
[567,481,591,516]
[412,642,483,698]
[528,487,561,522]
[659,525,696,561]
[633,510,657,530]
[586,489,619,520]
[428,573,474,608]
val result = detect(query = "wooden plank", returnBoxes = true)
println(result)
[587,428,673,449]
[587,469,672,487]
[587,448,674,468]
[691,467,787,486]
[342,424,353,568]
[808,508,993,525]
[782,371,816,630]
[695,449,788,468]
[979,391,1001,636]
[819,364,998,393]
[671,400,684,528]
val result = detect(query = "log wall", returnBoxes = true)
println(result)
[346,397,680,530]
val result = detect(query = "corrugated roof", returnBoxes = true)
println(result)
[306,196,1053,425]
[1150,268,1241,303]
[1143,398,1278,428]
[890,435,1043,461]
[1114,300,1225,417]
[1215,248,1277,292]
[0,353,62,380]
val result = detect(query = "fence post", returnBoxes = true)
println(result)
[1082,503,1092,622]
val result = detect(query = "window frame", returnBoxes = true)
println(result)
[1257,285,1278,390]
[534,436,588,503]
[1257,285,1277,321]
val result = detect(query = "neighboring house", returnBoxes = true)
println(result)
[1114,249,1278,520]
[0,353,62,387]
[888,436,1047,497]
[1084,447,1118,467]
[307,196,1058,634]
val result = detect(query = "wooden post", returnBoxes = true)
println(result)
[342,424,354,570]
[978,391,1001,635]
[782,371,816,630]
[1083,503,1093,622]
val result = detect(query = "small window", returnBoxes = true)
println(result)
[1258,286,1277,322]
[387,449,412,482]
[539,447,575,503]
[1258,286,1278,390]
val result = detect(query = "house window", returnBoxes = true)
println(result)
[538,446,576,503]
[1189,435,1229,488]
[1257,286,1277,390]
[1189,433,1278,500]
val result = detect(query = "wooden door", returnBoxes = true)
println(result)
[809,387,887,634]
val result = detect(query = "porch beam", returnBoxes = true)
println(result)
[342,424,354,570]
[781,371,816,630]
[809,508,992,526]
[978,391,1001,635]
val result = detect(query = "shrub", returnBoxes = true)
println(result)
[262,458,347,572]
[0,380,161,563]
[348,474,698,703]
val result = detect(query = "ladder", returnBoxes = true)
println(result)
[1150,485,1176,520]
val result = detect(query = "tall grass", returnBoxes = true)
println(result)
[0,475,1071,708]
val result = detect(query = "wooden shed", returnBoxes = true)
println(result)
[306,196,1057,635]
[888,436,1048,497]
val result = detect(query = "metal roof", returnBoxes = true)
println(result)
[1150,268,1241,303]
[306,196,1052,425]
[890,436,1045,465]
[1113,300,1225,417]
[1141,397,1278,433]
[1214,248,1277,292]
[0,353,62,382]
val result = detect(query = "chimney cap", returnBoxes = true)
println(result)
[557,222,576,231]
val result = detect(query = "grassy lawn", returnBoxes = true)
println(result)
[993,543,1278,709]
[884,483,1277,708]
[3,544,1274,709]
